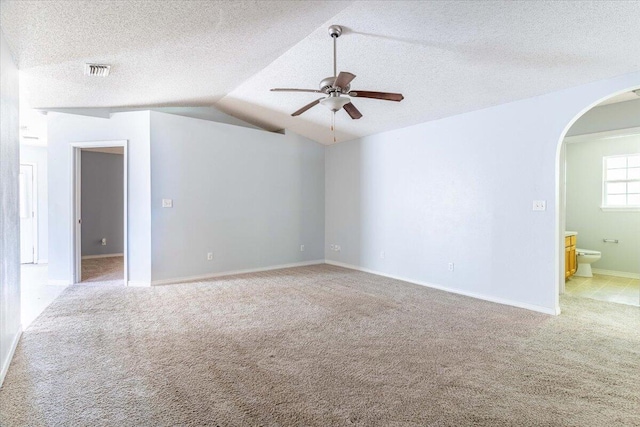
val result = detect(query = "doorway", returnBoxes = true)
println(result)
[71,141,128,285]
[19,163,37,264]
[557,91,640,309]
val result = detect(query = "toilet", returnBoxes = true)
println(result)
[574,249,602,278]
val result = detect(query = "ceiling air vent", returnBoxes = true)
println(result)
[84,63,111,77]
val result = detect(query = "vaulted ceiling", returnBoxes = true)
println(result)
[2,0,640,144]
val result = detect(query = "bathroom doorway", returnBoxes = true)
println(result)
[559,93,640,308]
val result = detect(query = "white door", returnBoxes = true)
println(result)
[19,164,36,264]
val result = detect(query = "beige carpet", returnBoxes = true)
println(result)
[1,264,638,426]
[81,256,124,284]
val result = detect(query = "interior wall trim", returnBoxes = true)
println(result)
[150,260,326,286]
[127,281,152,287]
[591,268,640,279]
[0,327,22,387]
[325,260,559,315]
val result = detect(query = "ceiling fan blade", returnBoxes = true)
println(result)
[333,72,356,90]
[349,91,404,102]
[292,98,324,116]
[343,102,362,120]
[271,88,324,93]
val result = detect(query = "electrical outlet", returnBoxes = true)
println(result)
[330,244,335,250]
[101,238,107,246]
[448,262,454,272]
[162,198,173,208]
[532,200,546,211]
[335,245,341,252]
[300,245,305,252]
[380,251,385,259]
[207,252,214,261]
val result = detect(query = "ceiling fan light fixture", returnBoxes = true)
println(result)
[320,96,351,112]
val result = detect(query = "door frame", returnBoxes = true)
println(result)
[19,162,38,264]
[70,140,128,285]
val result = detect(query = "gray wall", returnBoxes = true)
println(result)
[0,29,21,386]
[19,144,48,263]
[81,151,124,256]
[48,111,151,285]
[150,111,325,283]
[567,99,640,137]
[566,135,640,274]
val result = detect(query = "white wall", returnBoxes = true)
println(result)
[326,72,640,314]
[149,112,325,283]
[19,144,48,263]
[47,111,151,284]
[0,29,21,386]
[566,134,640,275]
[567,98,640,137]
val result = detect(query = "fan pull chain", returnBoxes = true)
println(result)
[331,112,336,143]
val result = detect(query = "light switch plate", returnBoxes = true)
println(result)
[162,199,173,208]
[532,200,546,211]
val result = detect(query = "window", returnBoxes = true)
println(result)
[603,154,640,208]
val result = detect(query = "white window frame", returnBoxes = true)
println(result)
[601,153,640,212]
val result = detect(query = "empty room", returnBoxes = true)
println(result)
[1,1,639,426]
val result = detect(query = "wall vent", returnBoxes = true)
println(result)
[84,63,111,77]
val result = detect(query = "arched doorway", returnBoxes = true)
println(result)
[555,86,640,312]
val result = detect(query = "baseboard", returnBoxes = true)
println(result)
[325,260,559,315]
[48,280,70,286]
[0,326,22,388]
[37,259,48,264]
[82,253,123,260]
[127,281,151,287]
[151,260,326,286]
[592,268,640,279]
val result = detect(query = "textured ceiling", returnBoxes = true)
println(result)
[2,0,640,145]
[0,0,351,106]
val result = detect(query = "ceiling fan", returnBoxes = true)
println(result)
[270,25,404,121]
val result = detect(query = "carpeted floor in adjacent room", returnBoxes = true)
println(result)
[81,256,124,285]
[0,264,638,426]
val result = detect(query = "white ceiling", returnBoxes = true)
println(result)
[2,1,640,144]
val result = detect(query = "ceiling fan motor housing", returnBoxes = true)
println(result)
[320,76,350,93]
